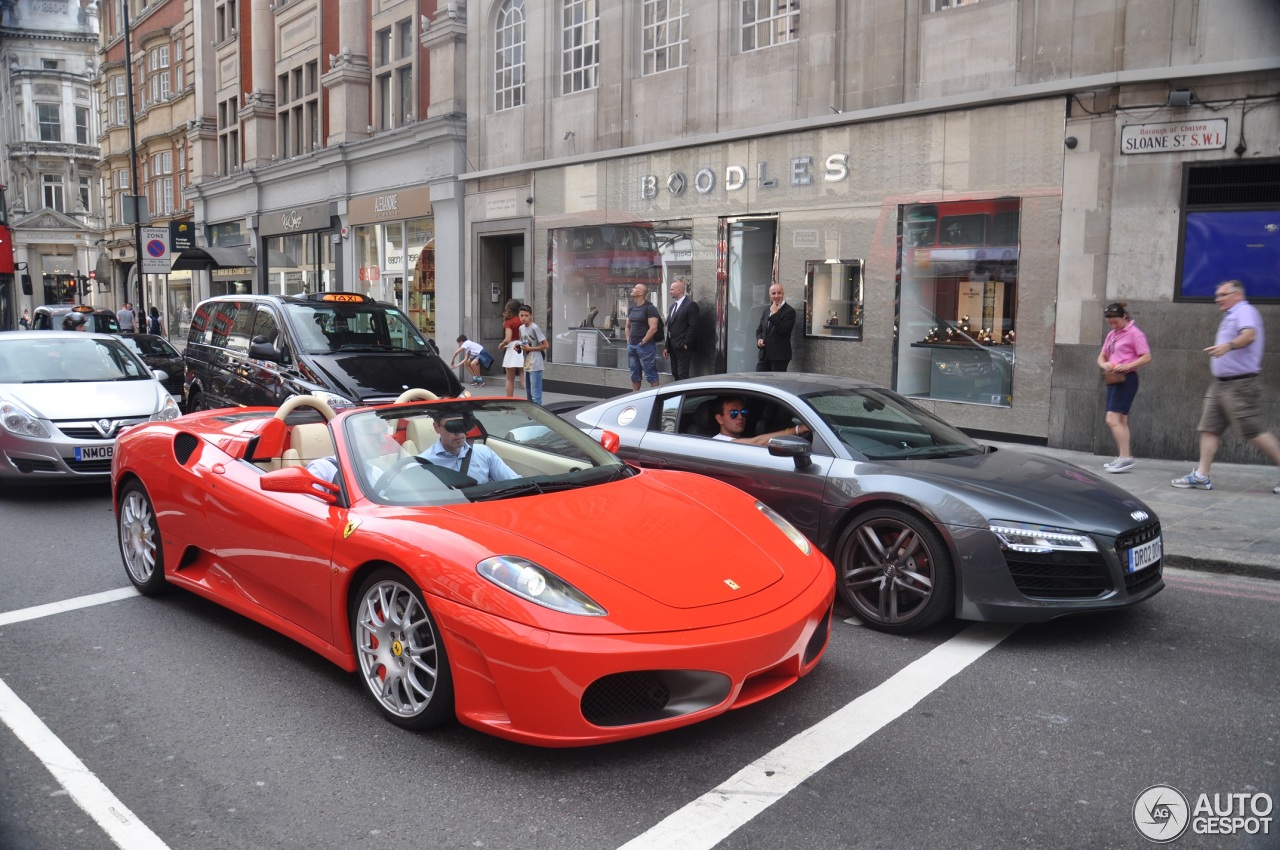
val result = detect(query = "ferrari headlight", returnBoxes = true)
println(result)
[0,399,50,438]
[757,501,811,555]
[990,521,1098,554]
[307,391,357,413]
[150,394,180,422]
[477,556,607,616]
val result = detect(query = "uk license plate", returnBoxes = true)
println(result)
[75,445,114,462]
[1127,536,1162,573]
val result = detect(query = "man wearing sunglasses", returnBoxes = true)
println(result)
[419,412,520,485]
[712,396,809,446]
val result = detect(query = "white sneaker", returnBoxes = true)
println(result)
[1103,457,1135,473]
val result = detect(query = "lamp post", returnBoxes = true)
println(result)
[122,2,146,318]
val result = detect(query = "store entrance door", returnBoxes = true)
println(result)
[475,233,526,347]
[721,216,778,374]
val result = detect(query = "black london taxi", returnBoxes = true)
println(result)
[31,304,121,333]
[182,292,463,412]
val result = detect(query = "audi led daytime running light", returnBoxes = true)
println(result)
[477,556,607,616]
[990,521,1097,554]
[757,501,811,555]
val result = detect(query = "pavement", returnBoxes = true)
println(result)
[465,377,1280,582]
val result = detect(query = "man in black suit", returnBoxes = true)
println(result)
[663,276,700,380]
[756,283,796,371]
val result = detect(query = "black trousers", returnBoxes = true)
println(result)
[756,358,789,372]
[669,347,694,380]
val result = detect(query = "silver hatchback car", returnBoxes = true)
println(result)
[0,331,180,482]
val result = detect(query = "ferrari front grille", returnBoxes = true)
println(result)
[581,670,731,728]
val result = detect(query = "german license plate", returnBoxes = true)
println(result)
[75,445,114,461]
[1127,536,1162,573]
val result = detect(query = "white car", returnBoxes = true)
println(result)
[0,330,180,483]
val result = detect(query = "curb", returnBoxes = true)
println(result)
[1163,553,1280,582]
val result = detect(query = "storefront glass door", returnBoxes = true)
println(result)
[723,217,778,374]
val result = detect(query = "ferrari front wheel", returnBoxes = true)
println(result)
[834,507,954,634]
[118,481,167,596]
[352,568,454,730]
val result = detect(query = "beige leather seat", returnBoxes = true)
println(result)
[405,418,439,455]
[281,422,336,468]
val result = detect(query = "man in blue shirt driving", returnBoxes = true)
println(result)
[419,412,519,484]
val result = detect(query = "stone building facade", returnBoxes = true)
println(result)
[0,0,103,330]
[460,0,1280,461]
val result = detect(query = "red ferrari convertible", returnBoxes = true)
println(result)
[112,394,834,746]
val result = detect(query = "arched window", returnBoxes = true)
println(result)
[495,0,525,110]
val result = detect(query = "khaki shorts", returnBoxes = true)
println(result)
[1197,375,1264,440]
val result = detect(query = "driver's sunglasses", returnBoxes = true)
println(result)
[726,408,749,419]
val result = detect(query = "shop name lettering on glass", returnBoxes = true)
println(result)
[641,154,851,198]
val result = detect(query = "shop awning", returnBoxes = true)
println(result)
[170,246,256,271]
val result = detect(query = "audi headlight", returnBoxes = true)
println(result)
[0,399,50,438]
[757,501,811,555]
[990,521,1098,554]
[307,391,357,413]
[477,556,607,616]
[150,394,180,422]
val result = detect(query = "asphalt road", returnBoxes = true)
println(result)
[1,481,1277,850]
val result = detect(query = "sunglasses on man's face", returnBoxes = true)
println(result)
[724,408,749,419]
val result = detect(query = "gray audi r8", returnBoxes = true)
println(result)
[564,373,1164,634]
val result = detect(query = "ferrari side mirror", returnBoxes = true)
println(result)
[261,466,339,504]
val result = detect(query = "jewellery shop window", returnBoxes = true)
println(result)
[805,259,864,339]
[896,199,1019,407]
[548,221,690,369]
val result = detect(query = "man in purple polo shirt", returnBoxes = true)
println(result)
[1172,279,1280,493]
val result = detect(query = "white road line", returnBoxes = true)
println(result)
[0,677,172,850]
[0,587,139,628]
[617,622,1020,850]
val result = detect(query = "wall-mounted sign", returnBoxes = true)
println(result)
[170,221,195,252]
[1120,119,1227,154]
[140,226,170,274]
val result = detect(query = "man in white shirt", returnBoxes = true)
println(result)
[711,396,809,446]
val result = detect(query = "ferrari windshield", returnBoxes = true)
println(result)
[803,387,985,460]
[346,400,631,506]
[0,336,154,383]
[283,302,433,355]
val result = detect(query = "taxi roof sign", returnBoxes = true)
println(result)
[306,292,370,304]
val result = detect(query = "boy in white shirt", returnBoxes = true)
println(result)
[450,335,488,387]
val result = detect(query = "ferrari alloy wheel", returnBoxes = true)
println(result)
[835,507,954,634]
[352,569,454,730]
[118,481,168,596]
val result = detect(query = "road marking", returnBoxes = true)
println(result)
[617,622,1020,850]
[0,587,139,627]
[0,677,171,850]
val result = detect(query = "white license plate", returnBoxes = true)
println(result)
[1127,536,1162,573]
[75,445,114,461]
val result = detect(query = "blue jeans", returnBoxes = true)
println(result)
[525,369,543,405]
[628,342,658,385]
